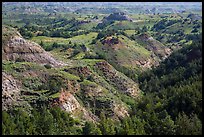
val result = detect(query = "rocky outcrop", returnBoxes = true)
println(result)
[2,26,66,67]
[113,103,129,118]
[81,83,104,97]
[2,72,21,111]
[2,25,140,123]
[138,33,172,60]
[133,57,160,69]
[59,91,80,112]
[65,65,131,119]
[81,83,129,119]
[94,61,141,97]
[66,80,81,94]
[104,12,132,21]
[101,37,120,46]
[55,89,99,122]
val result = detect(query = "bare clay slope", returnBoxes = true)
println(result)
[2,25,66,67]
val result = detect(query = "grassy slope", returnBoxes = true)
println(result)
[93,34,151,69]
[31,32,98,45]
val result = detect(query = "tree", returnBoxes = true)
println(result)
[52,42,59,48]
[175,112,202,135]
[120,117,135,135]
[47,75,65,94]
[191,28,198,33]
[2,111,16,135]
[40,41,45,47]
[131,116,146,135]
[98,112,116,135]
[142,26,148,32]
[159,115,176,135]
[44,64,52,69]
[34,105,54,135]
[82,121,102,135]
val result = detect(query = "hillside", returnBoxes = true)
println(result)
[135,33,172,60]
[2,2,202,135]
[136,38,202,135]
[2,26,142,123]
[187,13,202,21]
[2,27,201,135]
[2,25,66,67]
[92,33,171,80]
[103,12,132,21]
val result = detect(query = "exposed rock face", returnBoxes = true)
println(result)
[74,66,93,77]
[135,58,153,69]
[78,20,91,24]
[101,37,120,46]
[2,26,139,123]
[2,26,66,67]
[59,91,80,112]
[2,72,21,111]
[56,89,99,122]
[138,33,172,60]
[104,12,132,21]
[66,65,131,119]
[95,61,141,97]
[66,80,81,94]
[113,103,129,118]
[81,83,104,97]
[80,77,130,119]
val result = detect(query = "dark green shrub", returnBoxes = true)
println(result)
[44,64,52,69]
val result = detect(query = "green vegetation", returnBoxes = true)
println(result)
[135,39,202,135]
[2,2,202,135]
[2,106,81,135]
